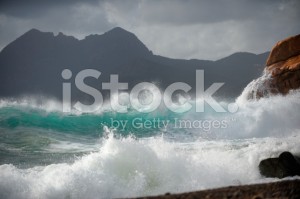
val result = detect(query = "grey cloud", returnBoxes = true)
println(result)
[0,0,299,60]
[102,0,300,59]
[0,0,101,18]
[105,0,300,25]
[0,1,113,49]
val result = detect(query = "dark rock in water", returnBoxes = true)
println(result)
[259,151,300,178]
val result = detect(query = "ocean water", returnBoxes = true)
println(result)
[1,77,300,198]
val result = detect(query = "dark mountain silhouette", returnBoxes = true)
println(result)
[0,27,269,102]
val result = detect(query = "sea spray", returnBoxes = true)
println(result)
[1,89,300,198]
[236,69,274,102]
[1,131,300,199]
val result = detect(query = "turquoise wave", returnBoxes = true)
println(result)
[0,106,179,137]
[0,105,181,166]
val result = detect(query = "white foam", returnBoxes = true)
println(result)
[0,97,66,113]
[0,133,300,199]
[1,77,300,198]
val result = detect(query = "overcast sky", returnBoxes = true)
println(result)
[0,0,299,60]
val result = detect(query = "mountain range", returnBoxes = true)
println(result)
[0,27,269,102]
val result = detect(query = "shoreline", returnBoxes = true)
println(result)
[133,179,300,199]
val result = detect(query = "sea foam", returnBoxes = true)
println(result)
[1,132,300,199]
[1,80,300,198]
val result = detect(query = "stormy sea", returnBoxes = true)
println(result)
[1,73,300,199]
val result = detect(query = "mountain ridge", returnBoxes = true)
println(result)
[0,27,269,101]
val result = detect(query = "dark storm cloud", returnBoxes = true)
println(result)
[102,0,300,59]
[139,0,273,24]
[104,0,300,25]
[0,0,101,18]
[0,0,299,59]
[0,0,113,50]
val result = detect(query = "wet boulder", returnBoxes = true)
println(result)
[259,151,300,178]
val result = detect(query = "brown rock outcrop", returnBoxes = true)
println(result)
[266,34,300,95]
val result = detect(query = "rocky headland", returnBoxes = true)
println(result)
[248,34,300,99]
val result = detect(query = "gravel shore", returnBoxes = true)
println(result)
[132,179,300,199]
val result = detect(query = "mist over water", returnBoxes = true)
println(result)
[1,83,300,198]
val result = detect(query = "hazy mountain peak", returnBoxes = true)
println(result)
[0,27,269,100]
[83,27,136,41]
[56,32,66,37]
[22,28,54,38]
[17,29,78,42]
[26,28,42,34]
[99,27,152,57]
[55,32,78,42]
[105,27,131,35]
